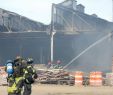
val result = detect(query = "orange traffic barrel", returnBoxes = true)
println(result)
[90,71,102,86]
[75,71,83,86]
[90,72,95,86]
[95,72,102,86]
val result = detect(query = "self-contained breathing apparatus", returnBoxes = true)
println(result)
[6,60,14,75]
[6,56,23,77]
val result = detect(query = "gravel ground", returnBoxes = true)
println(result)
[0,84,113,95]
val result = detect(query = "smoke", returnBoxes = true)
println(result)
[66,32,113,72]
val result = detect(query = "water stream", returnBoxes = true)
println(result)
[63,32,113,69]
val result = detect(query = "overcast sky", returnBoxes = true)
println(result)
[0,0,112,24]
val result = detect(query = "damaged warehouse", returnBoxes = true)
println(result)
[0,0,113,73]
[1,1,113,94]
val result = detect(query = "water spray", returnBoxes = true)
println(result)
[63,32,113,69]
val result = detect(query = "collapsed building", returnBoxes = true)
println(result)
[0,0,113,72]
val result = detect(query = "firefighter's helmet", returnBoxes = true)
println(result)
[27,58,34,64]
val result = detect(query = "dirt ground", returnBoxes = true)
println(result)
[1,84,113,95]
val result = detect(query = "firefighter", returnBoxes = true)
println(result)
[7,75,23,95]
[6,59,24,95]
[23,58,37,95]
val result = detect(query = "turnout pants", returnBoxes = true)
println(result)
[23,83,31,95]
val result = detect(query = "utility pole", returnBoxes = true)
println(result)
[50,4,56,63]
[51,31,56,63]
